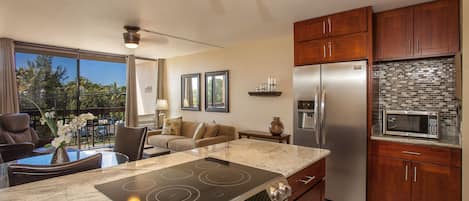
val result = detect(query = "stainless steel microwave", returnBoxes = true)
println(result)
[383,110,439,139]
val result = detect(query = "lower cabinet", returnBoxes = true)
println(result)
[296,180,325,201]
[288,159,326,201]
[368,156,411,201]
[368,140,462,201]
[411,162,461,201]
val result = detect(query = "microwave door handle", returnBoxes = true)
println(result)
[320,87,326,145]
[314,88,320,145]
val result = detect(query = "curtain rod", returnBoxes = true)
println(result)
[14,41,158,61]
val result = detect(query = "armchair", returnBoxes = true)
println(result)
[0,113,52,153]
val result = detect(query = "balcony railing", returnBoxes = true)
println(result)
[19,92,126,149]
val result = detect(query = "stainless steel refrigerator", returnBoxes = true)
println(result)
[293,61,367,201]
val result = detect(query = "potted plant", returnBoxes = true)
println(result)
[29,99,95,163]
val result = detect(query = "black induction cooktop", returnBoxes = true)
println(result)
[95,157,283,201]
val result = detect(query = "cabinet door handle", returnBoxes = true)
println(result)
[328,42,332,57]
[413,166,417,183]
[405,164,409,181]
[323,45,326,58]
[323,21,326,35]
[409,40,412,54]
[297,176,316,185]
[328,18,331,33]
[402,151,421,156]
[417,39,420,54]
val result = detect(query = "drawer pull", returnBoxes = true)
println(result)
[297,176,315,185]
[401,151,421,156]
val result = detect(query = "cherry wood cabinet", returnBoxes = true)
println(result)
[328,33,368,62]
[295,180,325,201]
[295,17,328,42]
[368,156,411,201]
[329,7,368,37]
[295,39,327,66]
[368,140,462,201]
[374,7,414,60]
[288,159,325,201]
[414,0,460,57]
[374,0,460,61]
[294,7,371,66]
[411,162,461,201]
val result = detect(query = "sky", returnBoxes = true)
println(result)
[15,52,127,86]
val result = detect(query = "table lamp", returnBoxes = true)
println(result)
[155,99,169,128]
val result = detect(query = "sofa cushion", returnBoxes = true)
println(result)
[147,135,185,148]
[192,123,206,140]
[161,117,182,136]
[167,138,196,152]
[204,124,219,138]
[218,125,236,138]
[181,121,201,138]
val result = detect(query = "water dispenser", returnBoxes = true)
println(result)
[297,100,316,130]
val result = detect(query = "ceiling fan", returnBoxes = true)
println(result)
[123,25,223,49]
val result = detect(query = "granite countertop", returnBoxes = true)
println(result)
[371,134,461,149]
[0,139,330,201]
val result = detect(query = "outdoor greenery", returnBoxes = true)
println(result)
[206,76,226,106]
[16,54,126,119]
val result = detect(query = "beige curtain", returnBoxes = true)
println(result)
[157,59,165,99]
[125,55,138,127]
[0,38,19,114]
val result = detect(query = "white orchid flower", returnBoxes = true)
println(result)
[51,112,96,148]
[40,118,46,125]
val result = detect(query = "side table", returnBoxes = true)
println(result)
[238,130,291,144]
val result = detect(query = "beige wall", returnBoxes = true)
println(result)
[463,0,468,200]
[165,35,294,134]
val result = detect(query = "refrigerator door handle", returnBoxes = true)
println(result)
[320,87,326,145]
[314,88,320,144]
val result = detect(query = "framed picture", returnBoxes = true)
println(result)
[181,73,201,111]
[205,70,229,113]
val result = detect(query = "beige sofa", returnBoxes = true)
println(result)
[147,121,235,152]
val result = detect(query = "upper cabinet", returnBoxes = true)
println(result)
[374,7,414,60]
[294,7,371,66]
[329,8,368,37]
[295,17,328,42]
[375,0,460,61]
[414,0,460,57]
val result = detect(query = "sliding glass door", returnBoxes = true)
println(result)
[15,51,126,148]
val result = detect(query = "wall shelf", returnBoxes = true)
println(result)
[248,91,282,97]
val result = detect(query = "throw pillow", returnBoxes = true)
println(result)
[203,124,219,138]
[161,117,182,136]
[192,123,206,140]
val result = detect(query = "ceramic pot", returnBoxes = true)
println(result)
[269,117,284,136]
[51,146,70,164]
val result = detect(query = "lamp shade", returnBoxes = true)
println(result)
[156,99,169,110]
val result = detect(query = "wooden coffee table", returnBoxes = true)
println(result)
[238,130,291,144]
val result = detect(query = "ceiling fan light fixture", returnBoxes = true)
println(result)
[123,26,141,49]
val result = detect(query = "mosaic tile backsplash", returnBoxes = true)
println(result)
[373,57,460,136]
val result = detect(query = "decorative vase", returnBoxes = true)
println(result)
[269,117,284,136]
[51,146,70,164]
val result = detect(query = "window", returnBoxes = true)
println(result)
[15,51,126,148]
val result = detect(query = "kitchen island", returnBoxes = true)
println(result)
[0,139,330,201]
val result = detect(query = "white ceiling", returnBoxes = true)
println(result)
[0,0,431,59]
